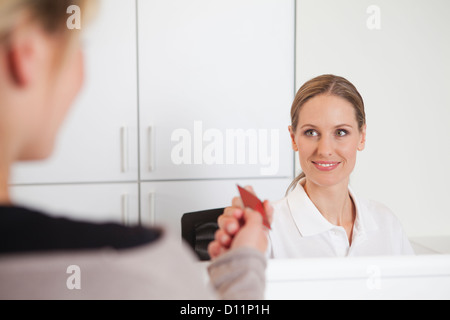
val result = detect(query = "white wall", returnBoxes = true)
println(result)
[296,0,450,238]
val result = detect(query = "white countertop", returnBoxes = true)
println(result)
[199,236,450,300]
[265,254,450,299]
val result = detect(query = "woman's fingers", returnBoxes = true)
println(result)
[209,185,269,259]
[230,208,268,254]
[208,227,234,259]
[263,199,274,226]
[215,228,232,248]
[208,240,228,259]
[218,207,244,236]
[231,195,244,209]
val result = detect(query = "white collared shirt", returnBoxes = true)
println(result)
[268,181,415,258]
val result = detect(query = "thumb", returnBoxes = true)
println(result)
[230,208,268,253]
[244,185,256,195]
[242,207,264,228]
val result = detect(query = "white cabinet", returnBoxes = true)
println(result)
[136,0,296,236]
[297,0,450,237]
[10,0,138,184]
[137,0,295,180]
[140,178,292,238]
[9,1,295,233]
[10,183,139,226]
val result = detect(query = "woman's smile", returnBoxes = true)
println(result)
[312,161,341,171]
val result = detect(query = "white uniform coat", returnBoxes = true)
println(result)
[268,180,414,258]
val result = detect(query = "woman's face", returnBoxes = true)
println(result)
[290,94,366,188]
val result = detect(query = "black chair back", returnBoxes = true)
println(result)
[181,208,224,261]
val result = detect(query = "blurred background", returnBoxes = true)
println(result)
[10,0,450,253]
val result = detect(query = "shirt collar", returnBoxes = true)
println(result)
[349,186,379,235]
[286,180,378,237]
[287,180,334,237]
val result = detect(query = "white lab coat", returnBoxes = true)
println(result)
[268,180,415,258]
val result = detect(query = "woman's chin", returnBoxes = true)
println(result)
[307,172,349,189]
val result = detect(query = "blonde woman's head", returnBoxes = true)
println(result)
[0,0,95,161]
[287,75,367,193]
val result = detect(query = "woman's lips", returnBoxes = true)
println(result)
[312,161,341,171]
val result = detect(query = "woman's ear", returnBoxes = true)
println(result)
[357,124,367,151]
[6,24,43,87]
[288,125,299,151]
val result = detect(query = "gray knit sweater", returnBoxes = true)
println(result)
[0,230,266,300]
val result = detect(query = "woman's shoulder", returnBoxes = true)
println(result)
[0,206,212,299]
[0,205,162,254]
[354,194,403,226]
[353,193,414,254]
[270,182,303,210]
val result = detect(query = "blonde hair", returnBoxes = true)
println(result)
[287,74,366,194]
[0,0,94,42]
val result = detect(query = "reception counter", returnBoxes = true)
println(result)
[200,249,450,299]
[265,254,450,299]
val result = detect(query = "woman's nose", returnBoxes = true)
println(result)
[317,136,333,157]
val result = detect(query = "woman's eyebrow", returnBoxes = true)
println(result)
[334,124,354,129]
[299,123,354,129]
[299,124,317,129]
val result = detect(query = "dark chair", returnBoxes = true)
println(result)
[181,208,224,261]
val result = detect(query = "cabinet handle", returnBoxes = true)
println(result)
[120,126,129,173]
[148,192,155,226]
[147,126,155,172]
[121,193,129,226]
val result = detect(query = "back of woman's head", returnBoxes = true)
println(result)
[0,0,96,163]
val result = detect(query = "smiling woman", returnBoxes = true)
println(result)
[209,74,415,260]
[287,74,366,193]
[268,74,414,257]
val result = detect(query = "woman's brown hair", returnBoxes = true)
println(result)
[0,0,96,75]
[287,74,366,194]
[0,0,94,40]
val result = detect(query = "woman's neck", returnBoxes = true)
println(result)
[303,178,354,227]
[0,153,12,205]
[0,175,10,205]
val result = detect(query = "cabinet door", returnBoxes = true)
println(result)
[297,0,450,236]
[138,0,295,181]
[10,183,139,226]
[11,0,138,184]
[140,178,292,238]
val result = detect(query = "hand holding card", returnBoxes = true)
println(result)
[237,185,271,229]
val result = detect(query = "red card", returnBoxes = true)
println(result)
[237,185,271,229]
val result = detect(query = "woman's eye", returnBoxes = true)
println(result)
[336,129,348,137]
[305,129,318,137]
